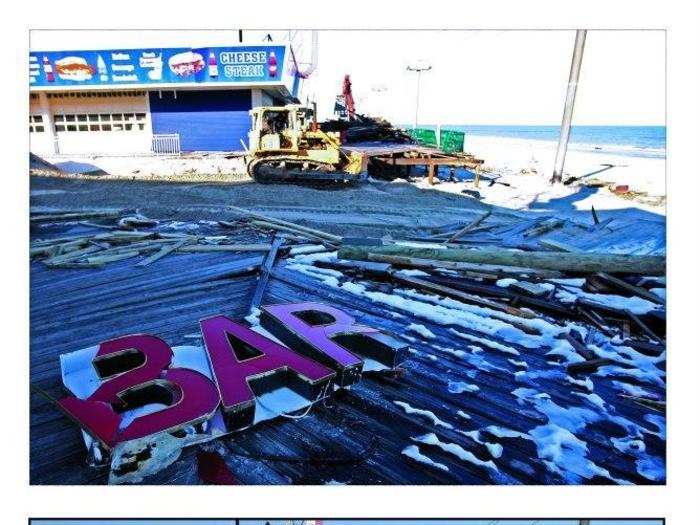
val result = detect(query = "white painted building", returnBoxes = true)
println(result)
[29,30,307,156]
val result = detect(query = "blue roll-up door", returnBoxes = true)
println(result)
[149,89,252,152]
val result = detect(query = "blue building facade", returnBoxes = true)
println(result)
[29,44,298,155]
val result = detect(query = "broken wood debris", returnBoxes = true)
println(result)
[389,272,535,319]
[229,206,342,244]
[32,216,278,269]
[30,207,666,484]
[249,234,285,313]
[523,218,565,238]
[595,272,665,305]
[30,209,127,223]
[31,212,665,376]
[443,210,492,244]
[338,244,666,276]
[137,238,192,267]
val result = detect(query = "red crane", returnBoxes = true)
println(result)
[342,74,356,120]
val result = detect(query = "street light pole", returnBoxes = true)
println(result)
[407,64,432,129]
[551,29,587,183]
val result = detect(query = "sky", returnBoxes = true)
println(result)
[300,30,665,126]
[30,29,665,127]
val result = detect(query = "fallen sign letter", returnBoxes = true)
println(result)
[56,301,406,483]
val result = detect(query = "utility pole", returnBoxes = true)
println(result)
[551,29,587,183]
[407,63,432,129]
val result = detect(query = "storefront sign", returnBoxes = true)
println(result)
[57,302,406,481]
[29,45,288,89]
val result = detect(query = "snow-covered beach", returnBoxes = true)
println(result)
[413,134,666,220]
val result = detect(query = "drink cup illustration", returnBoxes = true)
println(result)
[268,51,277,77]
[208,51,218,77]
[43,56,55,82]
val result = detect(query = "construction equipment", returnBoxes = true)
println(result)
[246,104,365,184]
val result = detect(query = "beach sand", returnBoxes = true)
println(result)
[412,135,666,218]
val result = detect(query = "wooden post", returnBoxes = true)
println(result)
[337,244,666,275]
[551,29,587,183]
[427,155,435,185]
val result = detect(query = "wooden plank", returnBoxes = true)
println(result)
[538,239,579,252]
[444,210,492,244]
[339,244,666,276]
[176,244,273,252]
[389,273,536,318]
[230,206,342,243]
[523,218,565,238]
[137,238,192,267]
[249,235,285,312]
[596,272,665,305]
[361,253,563,278]
[626,309,663,341]
[86,251,140,264]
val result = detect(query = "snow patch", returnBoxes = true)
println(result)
[394,401,454,429]
[407,323,436,339]
[413,433,498,472]
[401,445,449,472]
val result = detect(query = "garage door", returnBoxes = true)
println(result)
[149,89,252,152]
[42,91,151,155]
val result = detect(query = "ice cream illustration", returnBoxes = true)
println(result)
[97,55,108,81]
[208,51,218,77]
[267,51,277,78]
[42,56,55,82]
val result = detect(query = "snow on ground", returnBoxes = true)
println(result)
[283,247,665,484]
[401,444,449,472]
[38,153,247,181]
[554,285,663,315]
[411,135,665,218]
[412,432,498,473]
[394,401,454,429]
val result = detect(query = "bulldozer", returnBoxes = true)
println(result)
[245,104,366,184]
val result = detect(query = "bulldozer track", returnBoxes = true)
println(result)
[247,156,362,186]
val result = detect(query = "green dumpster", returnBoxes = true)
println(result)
[409,128,465,153]
[439,129,466,154]
[409,128,438,148]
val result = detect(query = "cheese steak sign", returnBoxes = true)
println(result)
[57,302,406,480]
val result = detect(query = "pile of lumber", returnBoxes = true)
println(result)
[321,114,414,144]
[30,210,288,269]
[32,207,666,355]
[30,230,276,269]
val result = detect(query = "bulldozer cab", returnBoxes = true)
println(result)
[248,104,313,153]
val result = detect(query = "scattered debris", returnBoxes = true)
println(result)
[31,205,665,485]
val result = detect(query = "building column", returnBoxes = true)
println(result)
[251,88,263,108]
[37,92,57,154]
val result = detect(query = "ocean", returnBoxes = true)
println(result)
[437,125,666,159]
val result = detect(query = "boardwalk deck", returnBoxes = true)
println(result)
[30,221,666,485]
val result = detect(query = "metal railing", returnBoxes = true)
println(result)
[151,134,181,156]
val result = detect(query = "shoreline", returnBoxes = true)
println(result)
[465,134,666,196]
[412,133,666,219]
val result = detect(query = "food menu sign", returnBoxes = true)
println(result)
[29,45,289,89]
